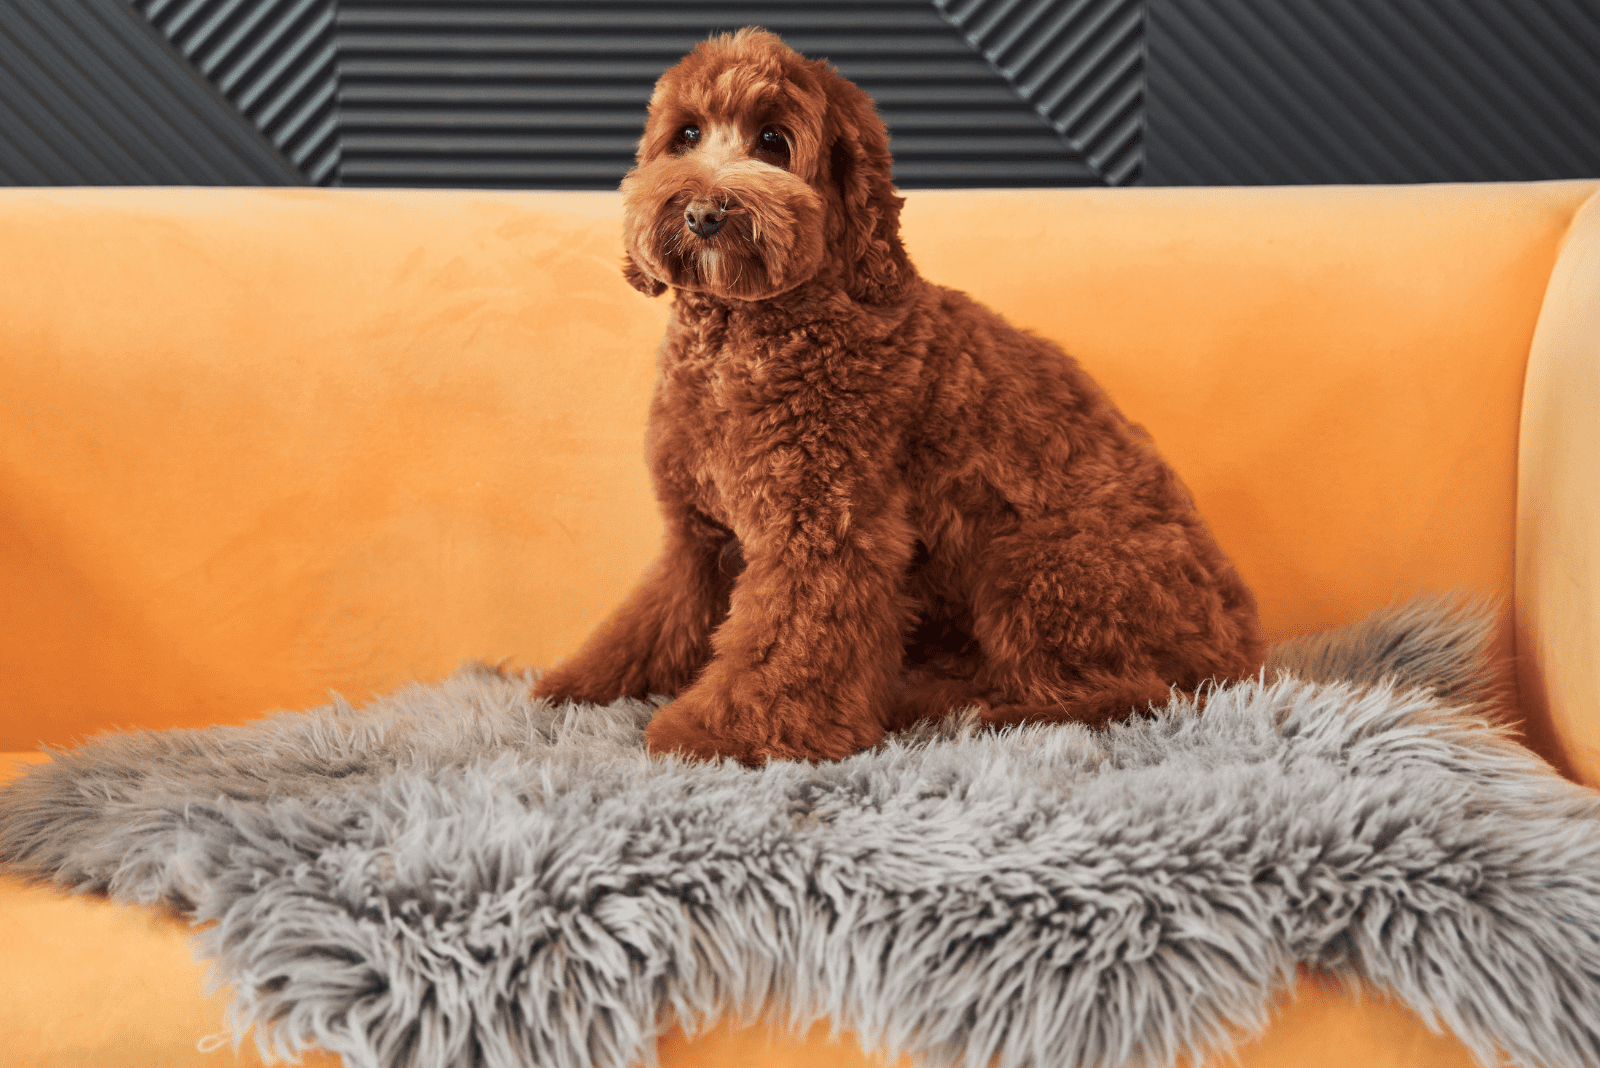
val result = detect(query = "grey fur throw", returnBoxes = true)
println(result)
[3,597,1598,1068]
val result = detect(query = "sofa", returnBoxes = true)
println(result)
[2,180,1596,1067]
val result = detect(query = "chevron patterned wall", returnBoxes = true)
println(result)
[0,0,1596,187]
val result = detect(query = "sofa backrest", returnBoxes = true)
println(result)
[0,183,1593,752]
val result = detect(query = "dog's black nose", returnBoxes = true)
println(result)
[685,206,726,238]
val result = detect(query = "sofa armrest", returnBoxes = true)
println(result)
[1517,188,1600,787]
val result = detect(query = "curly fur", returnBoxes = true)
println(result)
[534,29,1264,763]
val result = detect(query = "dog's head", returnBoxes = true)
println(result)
[620,28,911,304]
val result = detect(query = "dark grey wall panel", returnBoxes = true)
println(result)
[0,0,305,184]
[133,0,340,184]
[8,0,1591,190]
[934,0,1143,185]
[335,0,1105,189]
[1145,0,1600,185]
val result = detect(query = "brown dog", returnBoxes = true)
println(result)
[533,29,1263,763]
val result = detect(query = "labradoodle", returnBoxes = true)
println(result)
[533,28,1263,763]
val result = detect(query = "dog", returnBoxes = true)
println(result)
[532,28,1263,764]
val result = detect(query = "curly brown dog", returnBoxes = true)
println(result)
[533,28,1263,764]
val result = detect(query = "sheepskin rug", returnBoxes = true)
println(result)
[2,597,1598,1068]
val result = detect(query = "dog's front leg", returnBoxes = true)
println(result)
[645,479,916,764]
[532,506,734,704]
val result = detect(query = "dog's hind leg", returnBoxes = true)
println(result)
[888,664,1177,732]
[885,672,990,731]
[977,673,1178,730]
[963,521,1259,730]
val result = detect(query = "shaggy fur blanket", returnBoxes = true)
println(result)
[3,598,1599,1068]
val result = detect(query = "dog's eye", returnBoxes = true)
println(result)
[757,127,789,160]
[676,125,701,149]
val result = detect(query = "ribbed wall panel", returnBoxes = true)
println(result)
[1145,0,1600,185]
[133,0,339,184]
[0,0,304,184]
[933,0,1144,184]
[335,0,1103,189]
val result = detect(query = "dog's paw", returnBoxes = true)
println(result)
[644,704,751,763]
[645,687,881,765]
[646,690,792,765]
[644,694,793,765]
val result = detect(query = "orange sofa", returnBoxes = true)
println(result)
[2,181,1596,1067]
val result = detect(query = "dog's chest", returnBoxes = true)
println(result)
[649,340,764,525]
[651,327,843,528]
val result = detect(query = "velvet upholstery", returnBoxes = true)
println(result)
[2,182,1596,1066]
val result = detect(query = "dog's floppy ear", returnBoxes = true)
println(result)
[826,83,912,305]
[622,252,667,297]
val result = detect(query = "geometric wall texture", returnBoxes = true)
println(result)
[131,0,339,184]
[0,0,305,184]
[1144,0,1600,185]
[335,0,1116,189]
[934,0,1145,186]
[1,0,1597,188]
